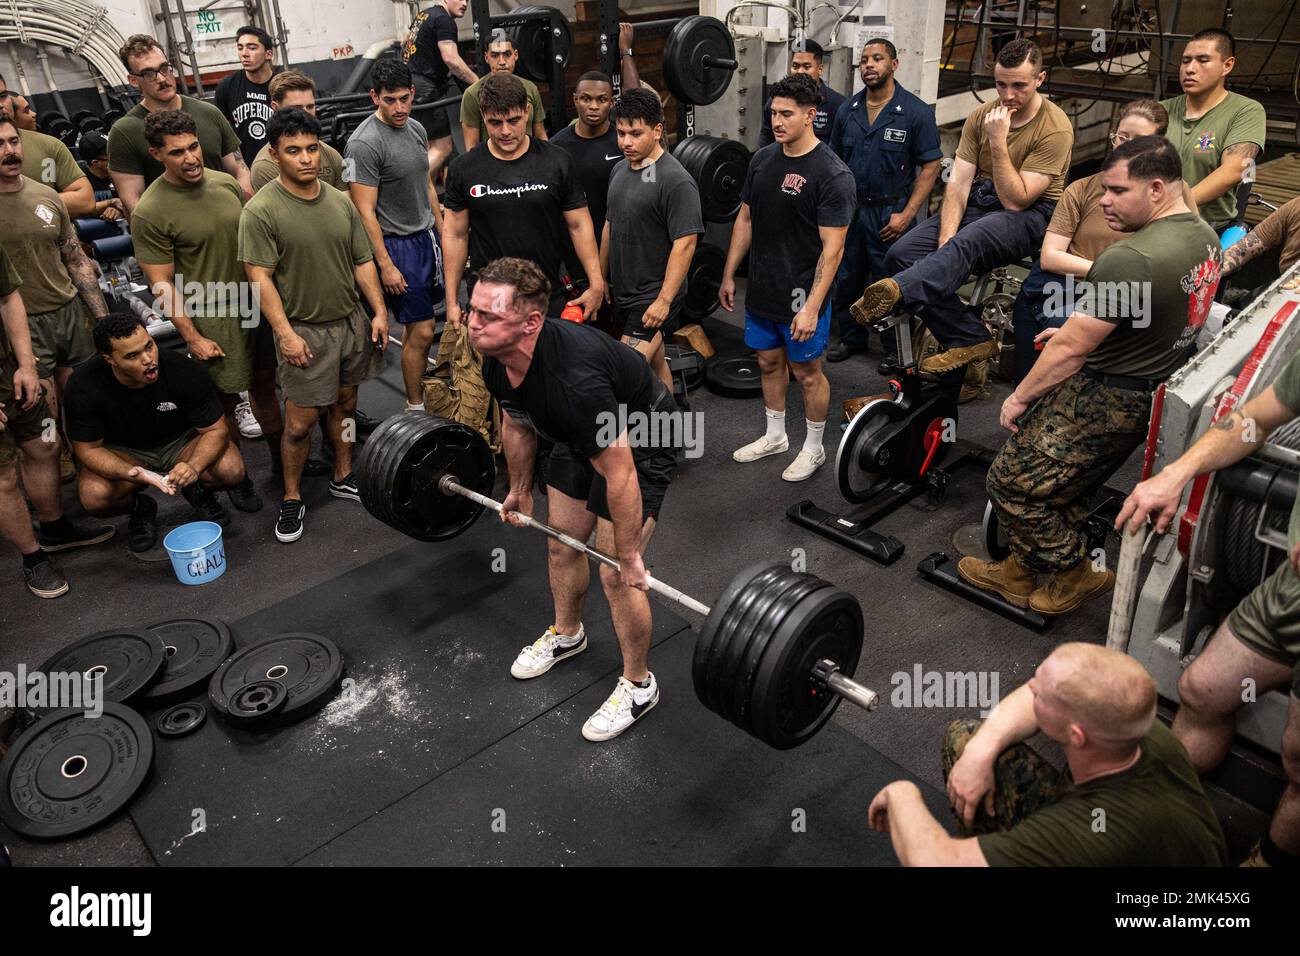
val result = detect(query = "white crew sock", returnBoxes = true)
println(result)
[765,408,787,443]
[405,401,424,413]
[803,419,826,456]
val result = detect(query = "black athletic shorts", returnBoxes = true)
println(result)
[617,299,682,344]
[544,382,680,522]
[412,72,454,140]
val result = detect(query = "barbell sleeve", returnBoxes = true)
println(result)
[826,670,880,711]
[440,476,713,617]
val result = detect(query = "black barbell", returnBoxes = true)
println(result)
[356,413,878,750]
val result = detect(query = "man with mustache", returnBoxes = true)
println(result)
[0,78,95,217]
[213,25,280,168]
[852,40,1073,376]
[130,109,268,518]
[345,58,442,415]
[1159,28,1265,231]
[67,314,245,553]
[107,34,253,216]
[826,37,941,368]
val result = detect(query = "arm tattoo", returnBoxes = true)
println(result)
[60,235,108,316]
[1222,231,1267,275]
[812,252,827,291]
[1223,142,1260,161]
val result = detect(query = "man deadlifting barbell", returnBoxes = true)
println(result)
[470,256,682,741]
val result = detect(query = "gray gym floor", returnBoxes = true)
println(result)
[0,280,1271,865]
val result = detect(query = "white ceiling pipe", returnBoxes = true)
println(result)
[0,0,132,86]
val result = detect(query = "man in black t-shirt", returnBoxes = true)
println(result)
[66,315,246,552]
[720,73,856,483]
[443,73,604,325]
[472,257,680,742]
[403,0,478,178]
[214,26,279,167]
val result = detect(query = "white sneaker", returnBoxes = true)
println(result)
[782,448,826,481]
[582,673,659,741]
[235,394,262,438]
[510,624,586,679]
[733,434,789,462]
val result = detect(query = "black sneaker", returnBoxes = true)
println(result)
[181,483,232,527]
[329,473,360,501]
[352,409,380,437]
[276,499,305,543]
[826,341,866,363]
[24,559,69,599]
[127,494,158,553]
[227,475,263,513]
[38,520,116,553]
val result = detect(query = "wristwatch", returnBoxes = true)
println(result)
[621,48,633,57]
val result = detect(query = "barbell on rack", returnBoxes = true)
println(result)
[356,413,878,750]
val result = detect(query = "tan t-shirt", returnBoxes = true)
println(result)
[1250,196,1300,274]
[19,129,87,193]
[955,96,1074,201]
[250,140,348,192]
[238,179,374,323]
[1048,172,1199,262]
[0,178,76,314]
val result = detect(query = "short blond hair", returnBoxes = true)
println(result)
[269,69,317,104]
[1042,643,1156,749]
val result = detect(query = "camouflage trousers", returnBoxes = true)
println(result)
[987,373,1151,573]
[941,718,1066,835]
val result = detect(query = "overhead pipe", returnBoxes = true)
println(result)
[0,0,133,87]
[338,37,401,94]
[6,41,31,96]
[34,43,68,115]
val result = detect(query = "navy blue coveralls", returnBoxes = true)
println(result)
[828,84,942,350]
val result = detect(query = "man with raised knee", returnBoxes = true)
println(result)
[719,72,856,483]
[852,39,1073,375]
[471,257,680,741]
[869,643,1226,866]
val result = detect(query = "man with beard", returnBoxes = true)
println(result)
[826,37,941,366]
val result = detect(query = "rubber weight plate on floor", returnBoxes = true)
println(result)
[704,356,764,398]
[27,628,166,722]
[156,702,207,738]
[208,633,343,728]
[225,680,289,728]
[140,616,234,706]
[0,703,153,839]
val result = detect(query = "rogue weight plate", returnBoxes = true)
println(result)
[209,633,344,728]
[225,681,288,727]
[0,703,153,839]
[705,356,763,399]
[156,702,207,738]
[28,628,166,721]
[141,616,234,705]
[673,135,750,222]
[749,586,864,749]
[505,5,572,83]
[663,15,737,106]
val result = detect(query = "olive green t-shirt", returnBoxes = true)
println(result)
[1048,172,1198,262]
[0,178,77,314]
[131,170,247,319]
[0,246,24,362]
[1250,196,1300,274]
[250,140,348,192]
[238,179,374,323]
[978,721,1227,867]
[18,129,87,193]
[1268,351,1300,549]
[1083,213,1222,379]
[955,96,1074,201]
[459,75,547,137]
[107,94,241,186]
[1160,91,1267,226]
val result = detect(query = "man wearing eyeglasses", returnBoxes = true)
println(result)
[107,34,253,216]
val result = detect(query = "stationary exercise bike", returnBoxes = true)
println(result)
[788,311,990,564]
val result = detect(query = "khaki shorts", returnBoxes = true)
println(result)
[29,298,94,379]
[189,313,275,395]
[1227,560,1300,699]
[276,306,381,408]
[0,360,54,468]
[104,429,198,474]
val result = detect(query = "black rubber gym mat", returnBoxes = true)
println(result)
[297,627,948,866]
[127,537,692,865]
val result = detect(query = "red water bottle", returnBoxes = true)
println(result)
[561,304,585,323]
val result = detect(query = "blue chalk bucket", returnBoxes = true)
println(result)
[163,521,227,585]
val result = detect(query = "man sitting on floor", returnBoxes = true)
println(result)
[868,643,1227,866]
[66,314,245,552]
[850,39,1073,374]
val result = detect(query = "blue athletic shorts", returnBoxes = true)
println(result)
[383,230,444,325]
[743,301,831,363]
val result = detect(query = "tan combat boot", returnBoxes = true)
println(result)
[1239,842,1269,867]
[957,553,1037,608]
[1028,559,1115,616]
